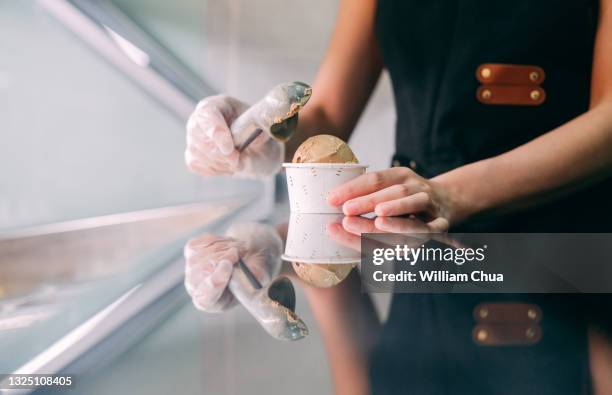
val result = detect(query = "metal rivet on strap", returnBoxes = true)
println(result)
[478,307,489,319]
[530,90,541,100]
[526,327,536,339]
[481,67,492,79]
[529,71,539,82]
[409,160,417,170]
[481,89,492,100]
[527,308,538,320]
[477,329,488,341]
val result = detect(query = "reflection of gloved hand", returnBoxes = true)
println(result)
[185,95,284,178]
[184,223,283,312]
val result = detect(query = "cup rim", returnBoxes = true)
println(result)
[282,163,368,169]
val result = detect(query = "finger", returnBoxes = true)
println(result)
[185,148,210,175]
[185,149,234,176]
[205,124,236,156]
[187,128,218,156]
[184,263,207,294]
[188,107,231,156]
[375,192,431,217]
[192,102,236,156]
[183,234,226,264]
[374,216,431,233]
[374,217,457,251]
[185,255,220,294]
[342,184,415,216]
[190,259,233,311]
[327,168,413,206]
[209,148,241,173]
[193,95,247,124]
[427,217,450,233]
[208,247,241,266]
[209,95,248,121]
[372,217,433,250]
[185,234,223,256]
[188,141,240,172]
[326,222,361,251]
[341,216,378,235]
[185,236,239,261]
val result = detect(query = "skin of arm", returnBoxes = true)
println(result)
[284,0,383,161]
[302,271,380,395]
[328,0,612,229]
[276,221,381,395]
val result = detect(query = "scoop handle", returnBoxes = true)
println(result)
[229,102,267,151]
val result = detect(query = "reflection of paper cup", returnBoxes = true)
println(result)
[282,213,360,264]
[282,163,367,214]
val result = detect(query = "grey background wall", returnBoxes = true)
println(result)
[0,0,395,231]
[203,0,396,171]
[117,0,396,169]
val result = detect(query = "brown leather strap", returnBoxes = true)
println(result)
[476,63,545,85]
[476,85,546,106]
[476,63,546,106]
[474,303,542,323]
[473,323,542,346]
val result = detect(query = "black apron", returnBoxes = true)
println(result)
[369,1,608,394]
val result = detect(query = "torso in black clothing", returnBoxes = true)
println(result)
[369,1,608,394]
[375,0,609,232]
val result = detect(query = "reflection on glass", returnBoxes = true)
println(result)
[283,214,358,288]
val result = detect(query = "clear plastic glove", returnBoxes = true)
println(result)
[185,95,284,178]
[184,222,283,312]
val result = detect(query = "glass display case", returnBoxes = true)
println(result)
[0,1,393,393]
[0,1,278,392]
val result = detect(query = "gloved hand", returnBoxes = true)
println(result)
[185,95,284,178]
[184,222,284,312]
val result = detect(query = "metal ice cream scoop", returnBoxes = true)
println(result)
[230,82,312,151]
[228,259,309,341]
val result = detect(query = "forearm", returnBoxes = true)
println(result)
[285,72,382,162]
[284,0,382,161]
[303,270,380,395]
[285,104,348,161]
[435,101,612,224]
[434,0,612,225]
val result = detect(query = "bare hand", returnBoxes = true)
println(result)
[327,167,453,230]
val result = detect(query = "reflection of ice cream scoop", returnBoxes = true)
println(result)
[292,134,358,164]
[292,262,355,288]
[229,260,309,341]
[282,214,359,288]
[285,137,359,286]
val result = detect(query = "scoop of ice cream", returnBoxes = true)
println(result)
[292,262,355,288]
[292,135,358,164]
[288,134,357,283]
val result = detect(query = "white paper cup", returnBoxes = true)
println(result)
[282,213,360,264]
[282,163,367,214]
